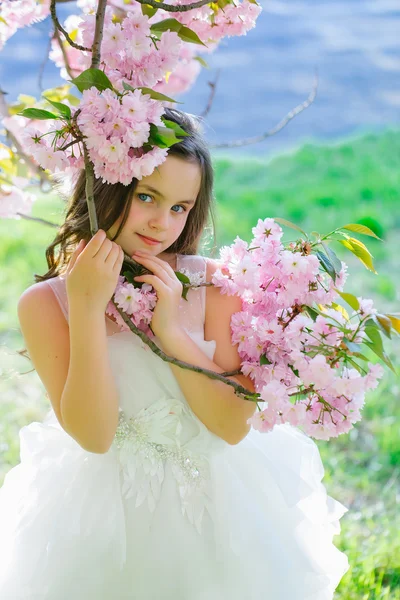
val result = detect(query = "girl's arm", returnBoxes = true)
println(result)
[18,283,119,454]
[161,259,257,445]
[60,299,119,453]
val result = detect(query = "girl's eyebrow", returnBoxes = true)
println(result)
[138,185,195,206]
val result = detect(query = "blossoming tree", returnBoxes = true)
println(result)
[0,0,398,441]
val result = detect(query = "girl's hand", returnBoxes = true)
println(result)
[132,250,184,341]
[65,229,124,314]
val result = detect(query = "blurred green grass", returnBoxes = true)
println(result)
[1,129,400,599]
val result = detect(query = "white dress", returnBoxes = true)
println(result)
[0,254,349,599]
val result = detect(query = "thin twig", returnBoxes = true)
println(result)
[53,25,75,80]
[201,69,221,118]
[38,31,53,92]
[58,138,83,152]
[50,0,91,52]
[211,70,319,149]
[15,213,59,227]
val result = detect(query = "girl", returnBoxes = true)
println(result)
[0,108,349,599]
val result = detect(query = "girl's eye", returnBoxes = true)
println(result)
[171,205,187,214]
[137,193,152,203]
[137,193,187,214]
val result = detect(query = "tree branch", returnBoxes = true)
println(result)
[111,297,260,402]
[211,70,319,149]
[133,0,213,12]
[91,0,108,70]
[50,0,91,52]
[201,69,221,119]
[15,213,59,227]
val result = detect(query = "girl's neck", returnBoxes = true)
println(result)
[158,252,178,271]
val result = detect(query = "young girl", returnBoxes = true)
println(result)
[0,108,349,599]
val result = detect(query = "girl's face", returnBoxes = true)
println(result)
[107,155,201,263]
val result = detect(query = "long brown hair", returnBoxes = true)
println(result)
[34,107,217,283]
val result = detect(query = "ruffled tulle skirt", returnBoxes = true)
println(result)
[0,410,349,600]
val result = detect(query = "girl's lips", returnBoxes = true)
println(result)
[136,233,161,246]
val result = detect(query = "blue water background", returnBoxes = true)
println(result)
[0,0,399,157]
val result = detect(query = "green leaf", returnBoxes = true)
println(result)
[194,56,210,69]
[175,270,191,301]
[122,81,135,92]
[342,338,362,353]
[18,108,58,120]
[365,324,384,348]
[148,123,182,148]
[122,270,135,284]
[71,68,114,93]
[364,341,396,374]
[316,250,336,282]
[334,290,360,311]
[141,3,158,18]
[350,352,370,362]
[304,306,319,321]
[150,18,207,46]
[321,242,343,274]
[43,98,71,120]
[288,364,300,378]
[345,356,366,375]
[136,86,183,104]
[374,314,392,339]
[260,354,272,365]
[273,217,307,237]
[175,271,191,285]
[386,314,400,335]
[161,118,190,138]
[330,302,349,320]
[340,223,382,240]
[338,237,377,273]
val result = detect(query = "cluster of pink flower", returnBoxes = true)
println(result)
[170,0,262,44]
[105,276,157,337]
[79,8,184,92]
[210,218,385,440]
[19,84,173,182]
[0,0,50,50]
[77,87,169,183]
[48,0,261,97]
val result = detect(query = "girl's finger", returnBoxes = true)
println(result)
[134,274,168,295]
[113,247,125,271]
[133,255,176,284]
[67,239,85,273]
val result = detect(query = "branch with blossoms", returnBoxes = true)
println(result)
[105,217,398,440]
[0,0,317,224]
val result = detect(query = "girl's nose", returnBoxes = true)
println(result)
[149,211,170,231]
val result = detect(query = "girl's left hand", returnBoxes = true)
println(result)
[132,250,184,342]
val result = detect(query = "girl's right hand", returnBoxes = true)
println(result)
[65,229,125,313]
